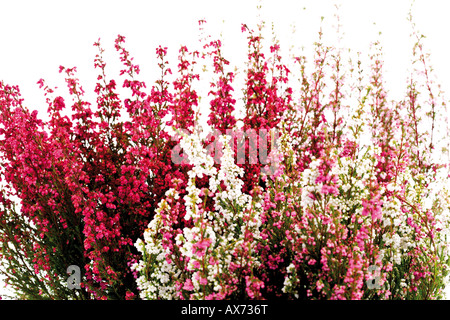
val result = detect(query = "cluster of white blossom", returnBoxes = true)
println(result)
[132,196,181,300]
[381,163,450,273]
[277,122,298,166]
[299,145,376,212]
[183,134,263,298]
[299,157,321,208]
[422,166,450,254]
[179,129,218,222]
[133,130,264,299]
[282,263,300,298]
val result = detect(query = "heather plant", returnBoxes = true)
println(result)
[1,5,449,301]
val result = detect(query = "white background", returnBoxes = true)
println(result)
[0,0,449,299]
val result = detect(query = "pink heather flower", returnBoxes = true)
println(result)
[316,280,324,291]
[192,260,201,269]
[37,78,44,88]
[209,256,218,265]
[321,184,339,196]
[183,279,194,291]
[308,259,317,266]
[361,195,383,221]
[193,238,212,258]
[245,276,264,299]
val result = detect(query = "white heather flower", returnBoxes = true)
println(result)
[287,263,296,274]
[386,183,395,192]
